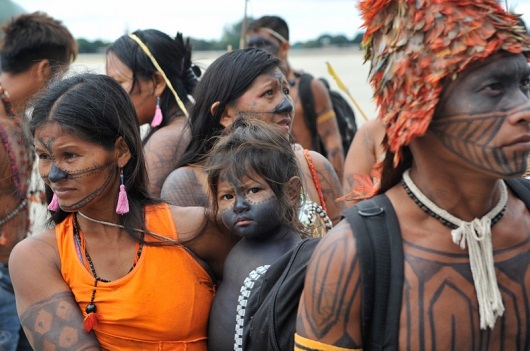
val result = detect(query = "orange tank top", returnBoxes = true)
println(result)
[56,203,214,351]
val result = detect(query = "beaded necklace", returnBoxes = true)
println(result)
[401,169,507,330]
[299,149,333,236]
[401,174,506,228]
[73,214,144,332]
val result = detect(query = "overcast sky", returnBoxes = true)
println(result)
[12,0,530,43]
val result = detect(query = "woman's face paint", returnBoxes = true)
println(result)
[246,35,281,56]
[428,53,530,177]
[35,122,119,211]
[217,173,283,239]
[226,67,294,134]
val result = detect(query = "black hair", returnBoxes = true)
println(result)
[247,15,290,42]
[30,73,161,243]
[206,117,304,234]
[1,11,77,74]
[177,48,280,168]
[107,29,199,143]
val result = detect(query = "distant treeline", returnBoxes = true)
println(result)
[76,18,365,54]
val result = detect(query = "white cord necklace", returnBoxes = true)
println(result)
[77,211,126,229]
[77,211,175,244]
[402,169,507,330]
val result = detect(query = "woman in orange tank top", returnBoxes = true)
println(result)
[8,73,239,351]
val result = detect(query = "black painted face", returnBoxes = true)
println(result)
[429,53,530,176]
[246,35,281,55]
[217,173,283,240]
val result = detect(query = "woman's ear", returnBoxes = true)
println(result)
[211,101,235,128]
[286,176,303,205]
[115,137,132,168]
[152,72,167,97]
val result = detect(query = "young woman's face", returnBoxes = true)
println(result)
[106,51,157,126]
[34,122,119,212]
[217,172,283,240]
[425,53,530,177]
[223,67,294,136]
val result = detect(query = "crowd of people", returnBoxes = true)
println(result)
[1,0,530,350]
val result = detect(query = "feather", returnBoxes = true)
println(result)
[325,62,369,121]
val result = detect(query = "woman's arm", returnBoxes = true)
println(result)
[9,231,100,351]
[169,206,240,282]
[143,122,190,198]
[343,119,385,207]
[307,150,346,225]
[311,79,345,182]
[161,167,209,207]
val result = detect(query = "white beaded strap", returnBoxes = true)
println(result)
[402,169,507,329]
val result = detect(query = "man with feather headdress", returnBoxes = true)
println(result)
[296,0,530,349]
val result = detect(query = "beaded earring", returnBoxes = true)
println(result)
[150,96,163,127]
[47,193,60,211]
[116,169,129,215]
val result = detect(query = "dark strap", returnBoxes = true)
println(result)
[342,195,404,350]
[506,178,530,209]
[298,73,321,153]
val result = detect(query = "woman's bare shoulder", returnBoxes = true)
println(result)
[10,228,58,267]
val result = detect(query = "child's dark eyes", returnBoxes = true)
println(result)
[220,194,234,201]
[248,187,260,194]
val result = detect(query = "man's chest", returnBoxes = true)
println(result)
[396,236,530,350]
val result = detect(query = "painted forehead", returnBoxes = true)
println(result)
[252,67,285,86]
[439,53,530,99]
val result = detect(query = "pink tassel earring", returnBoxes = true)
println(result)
[150,97,163,127]
[47,193,60,211]
[116,168,129,215]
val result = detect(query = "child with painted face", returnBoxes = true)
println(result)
[161,48,344,238]
[8,73,238,350]
[205,117,305,351]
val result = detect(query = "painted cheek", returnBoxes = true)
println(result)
[242,197,282,237]
[430,106,529,176]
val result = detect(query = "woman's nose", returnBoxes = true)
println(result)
[48,163,68,183]
[276,97,293,114]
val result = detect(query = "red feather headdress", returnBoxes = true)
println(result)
[358,0,530,166]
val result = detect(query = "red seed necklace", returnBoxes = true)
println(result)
[73,214,143,332]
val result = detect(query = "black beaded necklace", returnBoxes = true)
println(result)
[73,214,144,331]
[400,177,506,229]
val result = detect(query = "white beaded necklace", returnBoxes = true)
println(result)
[402,169,507,330]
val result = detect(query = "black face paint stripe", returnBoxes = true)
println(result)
[60,165,118,210]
